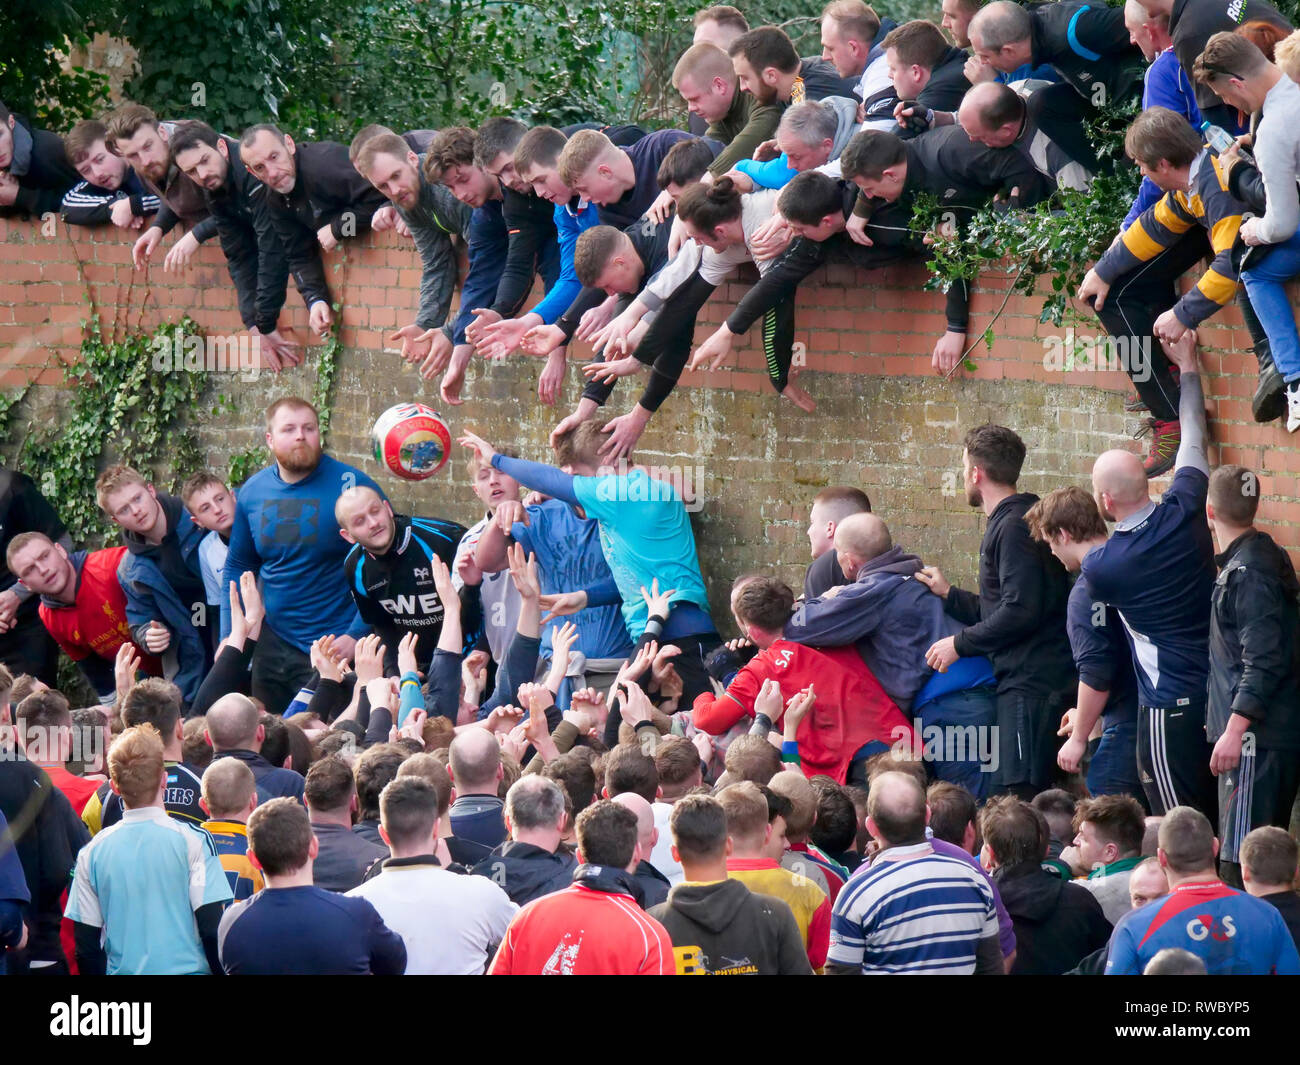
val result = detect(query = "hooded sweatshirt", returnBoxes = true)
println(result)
[994,861,1112,975]
[732,95,862,190]
[649,877,814,975]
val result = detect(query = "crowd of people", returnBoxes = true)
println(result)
[3,0,1300,976]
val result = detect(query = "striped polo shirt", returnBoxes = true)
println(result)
[829,842,1000,974]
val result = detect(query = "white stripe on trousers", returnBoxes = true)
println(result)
[1149,709,1178,812]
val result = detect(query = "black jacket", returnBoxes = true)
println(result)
[262,140,388,307]
[896,47,971,141]
[798,57,862,102]
[1208,529,1300,750]
[1,115,79,218]
[1028,0,1144,103]
[1262,890,1300,953]
[649,877,814,975]
[0,759,88,965]
[805,549,848,600]
[946,492,1076,697]
[994,861,1112,975]
[633,859,672,909]
[492,187,562,318]
[1169,0,1290,113]
[472,841,577,905]
[203,136,291,334]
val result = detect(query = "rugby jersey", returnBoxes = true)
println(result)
[829,843,1000,974]
[201,820,264,901]
[1105,879,1300,975]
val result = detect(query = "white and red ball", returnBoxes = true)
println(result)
[371,402,451,480]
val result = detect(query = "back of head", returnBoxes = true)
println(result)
[574,226,627,287]
[1124,105,1203,170]
[552,416,613,471]
[728,26,800,73]
[1240,825,1297,889]
[604,743,659,802]
[1241,19,1290,62]
[670,793,729,864]
[866,770,928,847]
[840,129,906,182]
[1024,485,1107,544]
[964,422,1025,488]
[779,101,839,148]
[768,770,817,841]
[259,711,290,768]
[121,677,183,737]
[354,743,408,821]
[512,125,567,175]
[474,115,529,168]
[969,0,1032,49]
[778,169,845,224]
[809,783,857,855]
[732,574,795,632]
[1030,788,1076,843]
[881,19,949,71]
[723,734,782,785]
[575,799,639,868]
[304,755,356,816]
[16,689,70,733]
[247,796,313,877]
[833,512,891,563]
[823,0,883,47]
[657,137,717,190]
[379,776,439,851]
[183,717,213,770]
[1275,27,1300,81]
[673,41,736,90]
[506,774,567,833]
[979,795,1046,867]
[396,753,452,816]
[696,4,749,34]
[864,749,927,788]
[201,757,256,821]
[966,81,1022,129]
[654,735,703,799]
[1207,464,1261,527]
[717,780,771,849]
[1074,794,1146,858]
[676,175,745,231]
[1144,948,1208,975]
[544,751,597,814]
[926,781,977,847]
[108,724,165,809]
[1193,30,1271,86]
[812,485,871,522]
[556,128,615,187]
[205,693,261,751]
[449,727,502,792]
[1157,806,1217,875]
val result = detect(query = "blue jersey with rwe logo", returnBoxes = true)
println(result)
[1105,880,1300,975]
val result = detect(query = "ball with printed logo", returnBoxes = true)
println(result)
[371,403,452,480]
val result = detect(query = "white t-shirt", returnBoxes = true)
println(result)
[347,861,518,975]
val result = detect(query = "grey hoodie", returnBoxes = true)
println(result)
[649,878,813,975]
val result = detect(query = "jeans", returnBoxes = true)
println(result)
[1241,227,1300,383]
[1085,716,1146,806]
[918,685,998,801]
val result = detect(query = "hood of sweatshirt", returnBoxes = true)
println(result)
[123,492,185,557]
[663,877,752,933]
[824,94,863,159]
[855,544,925,581]
[994,861,1065,921]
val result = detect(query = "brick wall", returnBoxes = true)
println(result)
[0,216,1294,618]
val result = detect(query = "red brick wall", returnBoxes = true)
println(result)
[1,216,1295,597]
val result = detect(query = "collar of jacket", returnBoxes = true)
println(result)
[1214,527,1261,569]
[8,119,34,178]
[573,863,644,905]
[39,548,88,609]
[123,492,186,555]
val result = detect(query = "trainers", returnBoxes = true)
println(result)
[1135,417,1180,477]
[1123,391,1148,412]
[1287,382,1300,434]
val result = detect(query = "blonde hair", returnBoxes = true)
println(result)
[109,724,166,809]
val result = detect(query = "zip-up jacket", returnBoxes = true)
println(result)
[945,492,1076,696]
[1096,150,1243,329]
[202,135,290,334]
[398,161,472,330]
[1168,0,1290,115]
[262,140,388,308]
[1027,0,1144,104]
[61,168,160,226]
[1208,529,1300,749]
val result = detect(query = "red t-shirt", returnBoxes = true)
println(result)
[37,764,100,816]
[489,883,674,975]
[692,639,914,782]
[37,546,160,672]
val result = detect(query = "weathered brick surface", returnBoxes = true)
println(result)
[0,216,1293,619]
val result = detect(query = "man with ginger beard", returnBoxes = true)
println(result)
[221,398,385,715]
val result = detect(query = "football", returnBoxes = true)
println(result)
[371,402,452,480]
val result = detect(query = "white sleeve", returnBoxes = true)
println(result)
[1253,112,1300,245]
[64,850,102,927]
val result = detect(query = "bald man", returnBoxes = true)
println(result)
[1080,330,1216,822]
[956,82,1092,193]
[612,792,670,907]
[206,693,305,803]
[783,512,999,798]
[447,728,507,861]
[339,486,474,675]
[827,771,1004,974]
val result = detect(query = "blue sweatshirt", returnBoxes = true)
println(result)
[529,198,600,324]
[220,454,384,651]
[1123,48,1203,229]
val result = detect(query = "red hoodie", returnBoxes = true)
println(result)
[692,640,913,783]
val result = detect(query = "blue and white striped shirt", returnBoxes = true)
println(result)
[829,843,999,974]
